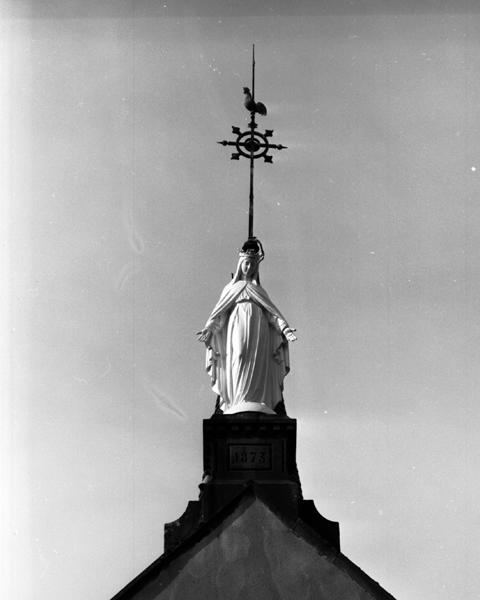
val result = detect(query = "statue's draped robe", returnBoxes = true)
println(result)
[204,279,290,413]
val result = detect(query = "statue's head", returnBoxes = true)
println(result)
[239,238,264,260]
[237,238,264,282]
[240,257,257,278]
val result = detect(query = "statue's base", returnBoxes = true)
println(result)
[223,401,276,415]
[164,414,340,554]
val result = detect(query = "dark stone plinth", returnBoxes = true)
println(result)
[201,414,301,518]
[111,413,399,600]
[164,413,340,554]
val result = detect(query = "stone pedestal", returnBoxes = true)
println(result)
[200,414,301,520]
[112,414,396,600]
[164,413,339,554]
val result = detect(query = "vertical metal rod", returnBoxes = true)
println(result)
[249,153,254,238]
[252,44,255,100]
[248,44,256,239]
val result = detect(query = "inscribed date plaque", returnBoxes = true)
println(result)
[228,444,272,470]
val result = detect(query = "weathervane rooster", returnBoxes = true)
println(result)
[243,87,267,116]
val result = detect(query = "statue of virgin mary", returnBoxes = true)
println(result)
[197,239,297,415]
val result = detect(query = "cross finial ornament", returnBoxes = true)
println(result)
[217,44,287,239]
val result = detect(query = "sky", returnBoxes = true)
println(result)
[2,1,480,599]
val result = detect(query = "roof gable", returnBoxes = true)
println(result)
[112,484,395,600]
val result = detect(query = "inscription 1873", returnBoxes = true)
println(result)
[228,444,272,470]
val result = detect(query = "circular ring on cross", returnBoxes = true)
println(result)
[235,131,270,159]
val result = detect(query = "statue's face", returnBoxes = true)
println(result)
[241,258,256,278]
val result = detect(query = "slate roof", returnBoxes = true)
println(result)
[111,482,396,600]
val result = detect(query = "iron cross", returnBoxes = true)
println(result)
[217,45,287,239]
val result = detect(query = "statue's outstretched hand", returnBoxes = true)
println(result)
[196,328,212,344]
[283,327,297,342]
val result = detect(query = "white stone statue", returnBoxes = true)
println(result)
[197,239,296,415]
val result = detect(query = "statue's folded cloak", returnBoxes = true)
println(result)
[204,279,290,412]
